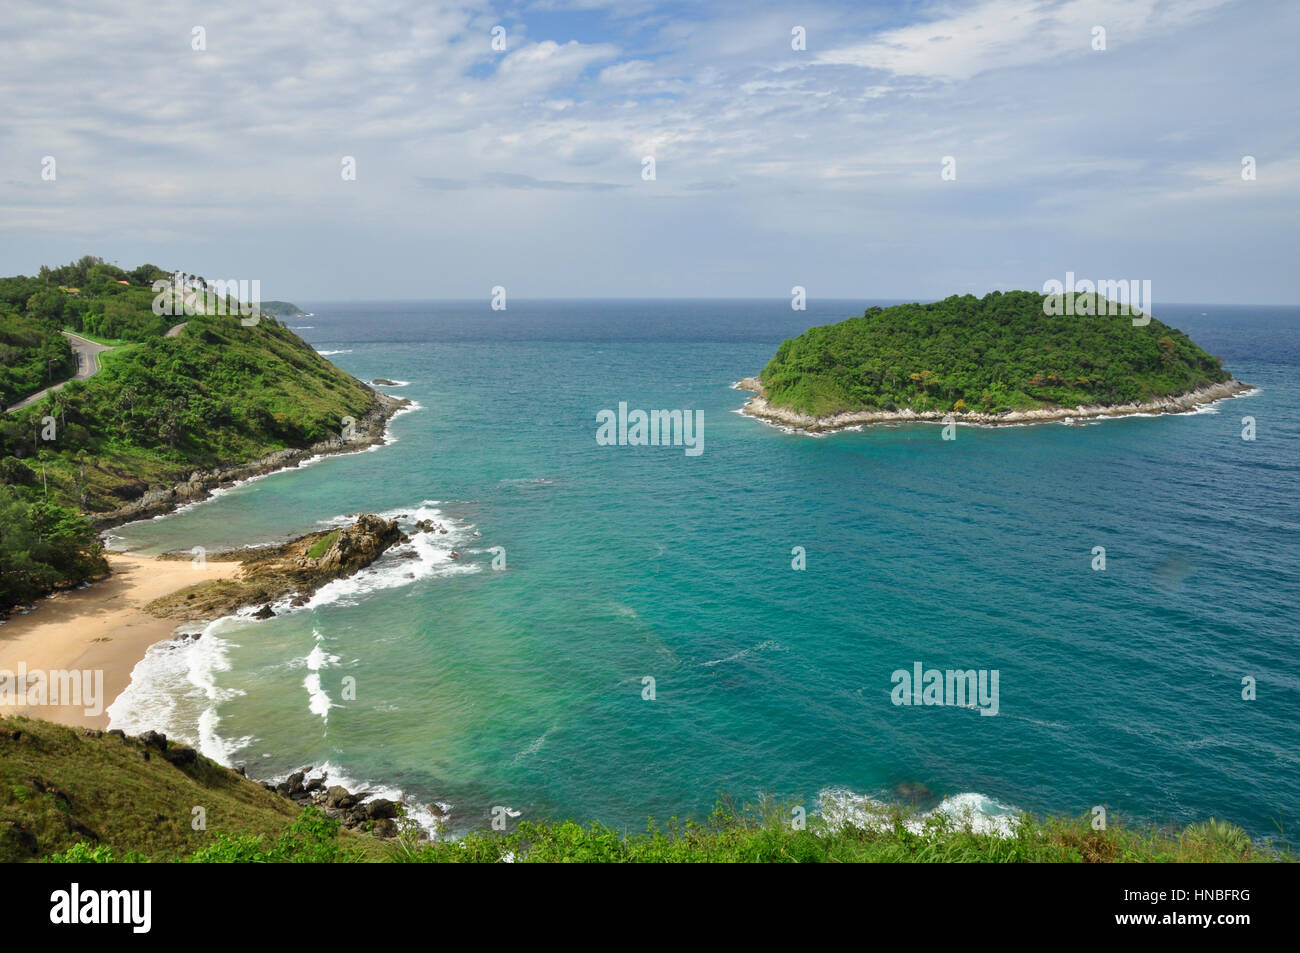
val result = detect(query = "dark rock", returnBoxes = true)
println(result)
[107,729,125,740]
[4,822,39,856]
[162,745,198,767]
[365,798,399,820]
[65,818,99,840]
[894,781,934,806]
[141,730,168,751]
[253,604,276,619]
[324,785,358,809]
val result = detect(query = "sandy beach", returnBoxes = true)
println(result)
[0,554,239,729]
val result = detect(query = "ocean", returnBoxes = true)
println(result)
[104,299,1300,839]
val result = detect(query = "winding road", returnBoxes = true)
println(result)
[5,331,115,413]
[6,323,188,413]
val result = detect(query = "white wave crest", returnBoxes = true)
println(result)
[817,787,1020,838]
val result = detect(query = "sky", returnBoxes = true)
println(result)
[1,0,1297,304]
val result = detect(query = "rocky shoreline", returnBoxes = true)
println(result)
[89,390,410,530]
[262,766,446,839]
[134,514,457,839]
[734,376,1255,433]
[145,513,411,621]
[80,727,442,841]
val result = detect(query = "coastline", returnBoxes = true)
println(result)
[0,553,240,730]
[734,376,1255,433]
[90,389,411,530]
[1,386,413,731]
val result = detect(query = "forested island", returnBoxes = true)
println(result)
[259,300,311,318]
[0,257,399,613]
[741,291,1248,431]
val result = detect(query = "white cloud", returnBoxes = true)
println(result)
[814,0,1232,81]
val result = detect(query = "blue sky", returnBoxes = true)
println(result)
[1,0,1297,303]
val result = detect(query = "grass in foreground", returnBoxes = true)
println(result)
[386,800,1286,863]
[9,718,1286,864]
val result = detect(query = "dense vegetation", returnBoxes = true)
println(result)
[0,313,74,410]
[0,258,375,613]
[6,717,1277,863]
[760,291,1231,417]
[0,256,175,357]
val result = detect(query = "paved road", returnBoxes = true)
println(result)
[5,331,115,413]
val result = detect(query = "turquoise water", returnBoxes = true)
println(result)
[106,300,1300,837]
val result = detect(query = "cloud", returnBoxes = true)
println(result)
[419,172,625,191]
[0,0,1293,302]
[814,0,1232,81]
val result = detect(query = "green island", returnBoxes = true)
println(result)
[742,290,1246,430]
[0,718,1287,862]
[0,257,393,614]
[259,300,311,318]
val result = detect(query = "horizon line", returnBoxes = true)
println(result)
[282,295,1299,309]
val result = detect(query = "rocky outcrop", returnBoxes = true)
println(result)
[260,769,444,840]
[736,376,1255,434]
[290,514,403,574]
[146,514,407,620]
[89,391,409,529]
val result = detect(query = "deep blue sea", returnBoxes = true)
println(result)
[105,299,1300,839]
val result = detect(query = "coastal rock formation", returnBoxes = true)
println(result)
[145,514,406,621]
[290,514,404,574]
[738,377,1253,433]
[261,771,436,840]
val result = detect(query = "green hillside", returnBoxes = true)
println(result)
[0,716,384,862]
[1,717,1278,864]
[0,314,75,409]
[0,258,378,613]
[760,291,1232,417]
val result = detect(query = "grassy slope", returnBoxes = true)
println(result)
[0,716,296,861]
[2,718,1282,863]
[4,314,375,513]
[761,291,1231,417]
